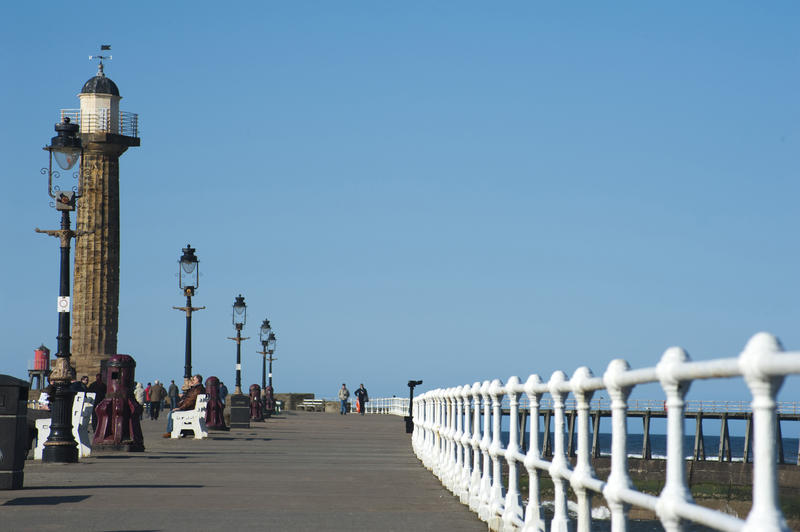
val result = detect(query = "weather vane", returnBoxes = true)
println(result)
[89,45,112,74]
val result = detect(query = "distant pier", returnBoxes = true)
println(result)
[505,399,800,465]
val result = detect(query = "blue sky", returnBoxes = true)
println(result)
[1,2,799,402]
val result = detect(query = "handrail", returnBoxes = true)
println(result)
[364,397,409,416]
[60,109,139,137]
[408,332,799,531]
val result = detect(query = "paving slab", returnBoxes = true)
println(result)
[1,411,485,531]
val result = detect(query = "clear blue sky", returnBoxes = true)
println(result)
[1,2,798,402]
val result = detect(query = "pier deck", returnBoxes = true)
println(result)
[1,411,484,531]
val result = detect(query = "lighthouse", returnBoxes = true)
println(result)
[68,57,139,377]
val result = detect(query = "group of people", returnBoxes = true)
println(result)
[69,373,107,403]
[133,380,178,420]
[130,378,230,420]
[338,383,369,415]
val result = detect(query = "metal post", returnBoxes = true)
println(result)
[261,344,267,392]
[235,325,242,394]
[227,323,250,428]
[40,209,78,463]
[268,355,273,389]
[173,294,205,391]
[184,294,192,381]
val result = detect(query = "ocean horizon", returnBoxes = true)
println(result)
[501,431,799,463]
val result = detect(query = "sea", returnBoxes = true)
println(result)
[507,431,799,463]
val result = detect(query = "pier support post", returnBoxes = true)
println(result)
[693,412,705,461]
[643,410,652,460]
[567,410,576,458]
[542,410,552,458]
[719,412,731,462]
[591,410,601,458]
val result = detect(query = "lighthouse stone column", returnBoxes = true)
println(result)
[70,64,139,377]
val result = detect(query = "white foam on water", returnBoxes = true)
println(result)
[592,505,612,520]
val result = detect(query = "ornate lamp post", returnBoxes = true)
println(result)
[257,321,278,418]
[227,295,250,428]
[257,319,272,393]
[228,294,249,395]
[172,245,204,391]
[35,117,83,463]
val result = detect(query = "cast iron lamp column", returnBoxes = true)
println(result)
[172,245,204,391]
[266,332,277,389]
[35,118,84,463]
[264,332,277,416]
[227,295,251,428]
[256,319,272,393]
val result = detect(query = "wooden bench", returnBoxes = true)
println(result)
[297,398,325,412]
[171,394,208,439]
[34,391,95,459]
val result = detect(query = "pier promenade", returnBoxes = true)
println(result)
[2,412,484,531]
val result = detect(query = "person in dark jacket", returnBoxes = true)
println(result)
[219,381,229,406]
[354,384,369,415]
[149,380,166,420]
[86,373,107,429]
[70,375,89,392]
[167,380,180,409]
[162,374,205,437]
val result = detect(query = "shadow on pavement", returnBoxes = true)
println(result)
[22,484,204,490]
[4,495,91,505]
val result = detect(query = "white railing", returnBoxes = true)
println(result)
[365,397,410,416]
[369,396,800,416]
[411,332,799,532]
[60,109,139,137]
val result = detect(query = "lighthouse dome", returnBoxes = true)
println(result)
[80,63,119,96]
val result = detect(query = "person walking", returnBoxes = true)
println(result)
[87,373,106,429]
[354,383,369,415]
[134,382,145,419]
[145,382,152,419]
[70,375,89,392]
[338,383,350,415]
[168,380,180,410]
[149,380,166,420]
[219,381,229,406]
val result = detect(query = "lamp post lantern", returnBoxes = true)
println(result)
[172,244,205,391]
[34,117,84,463]
[228,295,249,394]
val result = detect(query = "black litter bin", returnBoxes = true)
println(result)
[0,375,29,490]
[229,394,250,429]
